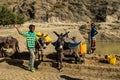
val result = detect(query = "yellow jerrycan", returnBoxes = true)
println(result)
[79,43,87,54]
[35,32,52,43]
[107,55,116,65]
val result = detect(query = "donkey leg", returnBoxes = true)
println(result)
[1,47,6,57]
[57,52,63,71]
[57,53,61,70]
[41,51,43,61]
[74,52,81,64]
[59,53,64,71]
[38,50,41,61]
[58,61,63,72]
[58,62,63,72]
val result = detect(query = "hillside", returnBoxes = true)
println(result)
[0,0,120,41]
[0,0,119,23]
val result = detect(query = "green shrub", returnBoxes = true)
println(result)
[0,6,26,25]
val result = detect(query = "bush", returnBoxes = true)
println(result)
[0,6,26,25]
[14,13,27,24]
[79,24,87,29]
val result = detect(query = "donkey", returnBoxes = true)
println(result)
[35,34,48,61]
[0,36,19,57]
[53,31,81,71]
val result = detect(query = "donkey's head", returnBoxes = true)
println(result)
[38,36,46,49]
[55,33,66,51]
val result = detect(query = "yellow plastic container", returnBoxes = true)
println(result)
[35,32,41,39]
[45,36,52,43]
[35,32,52,43]
[107,55,116,65]
[35,32,41,36]
[79,43,87,54]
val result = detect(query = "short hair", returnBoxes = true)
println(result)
[91,23,95,27]
[72,36,76,39]
[29,24,35,29]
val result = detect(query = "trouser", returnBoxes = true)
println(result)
[28,48,35,68]
[91,37,96,50]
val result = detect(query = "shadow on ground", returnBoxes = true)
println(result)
[5,58,28,70]
[0,51,78,70]
[10,51,30,60]
[99,59,108,64]
[0,51,42,70]
[60,75,83,80]
[46,52,57,60]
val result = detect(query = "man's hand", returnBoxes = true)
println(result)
[13,24,18,28]
[13,24,22,35]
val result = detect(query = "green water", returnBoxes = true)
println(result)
[95,42,120,55]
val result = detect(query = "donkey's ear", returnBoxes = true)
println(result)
[63,31,69,37]
[53,31,56,33]
[53,31,59,37]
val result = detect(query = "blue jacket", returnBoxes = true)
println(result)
[91,27,97,37]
